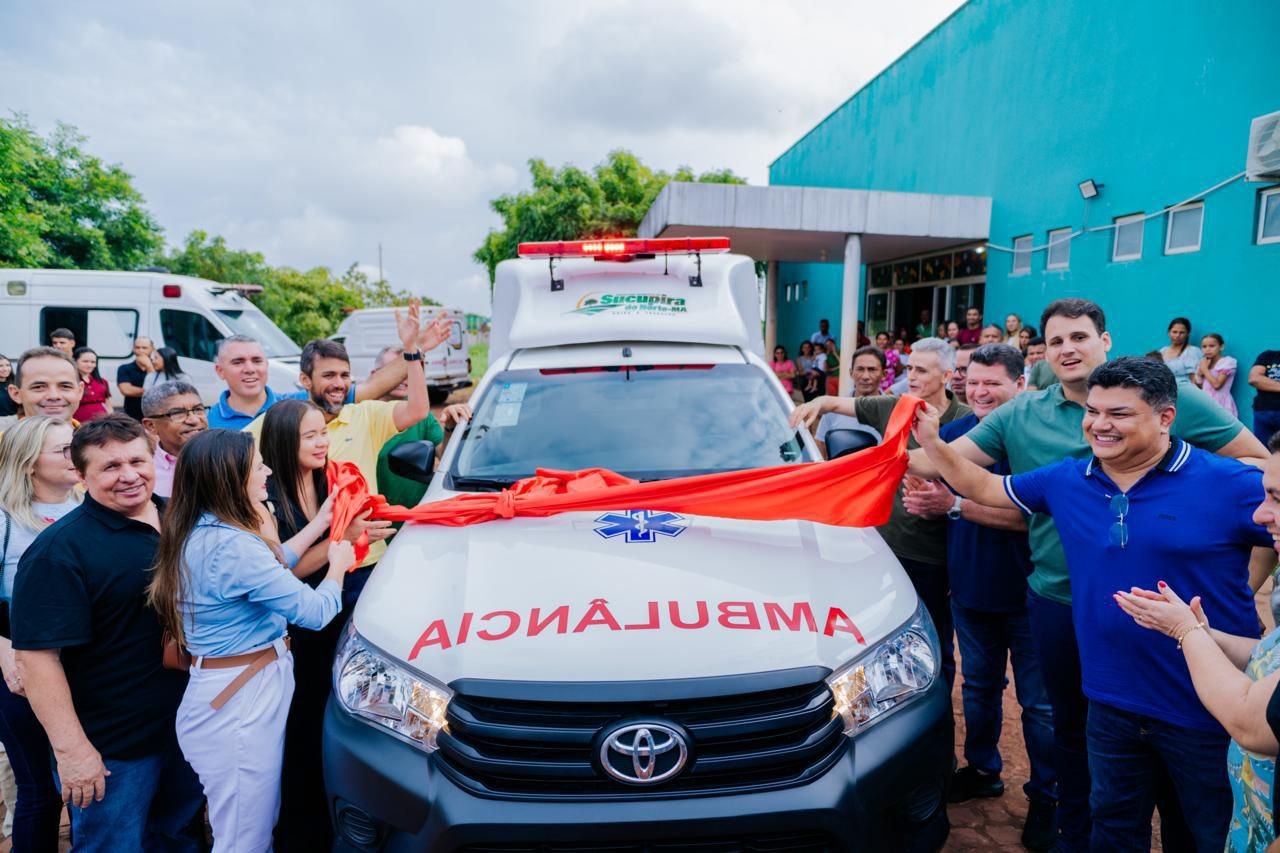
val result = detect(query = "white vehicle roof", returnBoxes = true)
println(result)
[489,252,762,361]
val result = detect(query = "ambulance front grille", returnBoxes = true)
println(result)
[435,679,846,799]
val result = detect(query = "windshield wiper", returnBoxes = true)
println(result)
[447,474,522,493]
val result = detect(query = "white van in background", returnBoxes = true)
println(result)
[333,306,472,404]
[0,269,302,405]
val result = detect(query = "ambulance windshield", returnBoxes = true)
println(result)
[449,364,810,488]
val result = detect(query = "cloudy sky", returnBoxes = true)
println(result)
[0,1,963,314]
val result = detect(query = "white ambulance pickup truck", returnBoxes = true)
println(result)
[323,238,952,852]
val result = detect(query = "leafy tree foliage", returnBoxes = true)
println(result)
[157,231,431,342]
[473,150,746,284]
[0,116,163,270]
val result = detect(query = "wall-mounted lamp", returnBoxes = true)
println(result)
[975,246,986,255]
[1078,179,1102,200]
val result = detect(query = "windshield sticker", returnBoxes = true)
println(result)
[567,292,688,317]
[594,510,687,543]
[407,599,867,659]
[496,382,527,404]
[491,402,521,427]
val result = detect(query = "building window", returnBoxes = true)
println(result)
[1165,202,1203,254]
[1113,214,1144,262]
[1046,228,1072,270]
[1260,187,1280,245]
[1011,235,1033,276]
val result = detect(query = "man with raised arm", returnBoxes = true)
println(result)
[913,356,1271,852]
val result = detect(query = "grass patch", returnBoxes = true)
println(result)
[468,342,488,381]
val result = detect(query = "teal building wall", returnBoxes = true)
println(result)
[769,0,1280,410]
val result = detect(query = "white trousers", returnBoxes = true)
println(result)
[176,637,294,853]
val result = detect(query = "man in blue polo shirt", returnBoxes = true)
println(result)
[207,331,414,429]
[903,343,1056,849]
[914,356,1273,851]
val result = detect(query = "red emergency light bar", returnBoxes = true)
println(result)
[517,236,730,260]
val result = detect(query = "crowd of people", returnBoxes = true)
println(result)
[0,295,1277,852]
[0,300,472,851]
[792,299,1280,852]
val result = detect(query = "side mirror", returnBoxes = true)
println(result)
[824,428,879,461]
[388,440,437,484]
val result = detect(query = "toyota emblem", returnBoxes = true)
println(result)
[599,722,689,785]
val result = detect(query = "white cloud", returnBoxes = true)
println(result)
[0,0,964,320]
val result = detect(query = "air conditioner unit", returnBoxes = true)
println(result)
[1246,110,1280,182]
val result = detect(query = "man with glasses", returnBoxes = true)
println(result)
[913,356,1272,851]
[141,381,207,499]
[906,298,1267,851]
[951,344,976,405]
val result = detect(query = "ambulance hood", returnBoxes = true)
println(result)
[353,511,918,685]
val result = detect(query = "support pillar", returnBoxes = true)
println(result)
[764,260,778,356]
[837,235,862,397]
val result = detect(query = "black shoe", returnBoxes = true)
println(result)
[1021,797,1058,851]
[947,765,1004,803]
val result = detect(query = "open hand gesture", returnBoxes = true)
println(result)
[395,298,423,351]
[1114,581,1207,640]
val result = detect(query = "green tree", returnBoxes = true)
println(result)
[473,150,746,284]
[158,230,272,285]
[0,116,163,270]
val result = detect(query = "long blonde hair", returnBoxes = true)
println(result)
[0,416,80,532]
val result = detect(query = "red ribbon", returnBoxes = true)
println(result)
[328,396,924,568]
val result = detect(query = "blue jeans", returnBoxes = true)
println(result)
[1254,410,1280,447]
[0,678,61,853]
[951,603,1056,803]
[56,742,204,852]
[1086,701,1231,853]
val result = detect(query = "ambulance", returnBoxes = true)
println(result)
[323,238,952,852]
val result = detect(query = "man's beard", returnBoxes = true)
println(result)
[312,390,345,416]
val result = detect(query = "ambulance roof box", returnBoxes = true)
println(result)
[490,237,762,361]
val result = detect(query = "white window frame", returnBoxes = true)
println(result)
[1011,235,1033,276]
[1164,202,1204,255]
[1112,214,1145,262]
[1260,187,1280,246]
[1046,227,1072,270]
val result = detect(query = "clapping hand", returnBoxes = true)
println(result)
[901,475,953,519]
[1114,581,1208,640]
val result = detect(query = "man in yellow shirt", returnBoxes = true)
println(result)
[246,299,449,573]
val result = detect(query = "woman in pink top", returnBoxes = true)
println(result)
[1194,333,1238,416]
[770,345,797,395]
[72,347,111,422]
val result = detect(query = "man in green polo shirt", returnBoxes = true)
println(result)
[907,298,1267,851]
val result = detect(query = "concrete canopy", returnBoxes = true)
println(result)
[638,182,992,264]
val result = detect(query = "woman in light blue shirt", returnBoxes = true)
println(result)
[148,429,353,851]
[1161,316,1203,381]
[0,416,80,852]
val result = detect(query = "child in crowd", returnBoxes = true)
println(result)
[1195,333,1238,416]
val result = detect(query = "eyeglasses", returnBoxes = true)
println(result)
[154,405,209,422]
[1108,493,1129,549]
[43,444,72,460]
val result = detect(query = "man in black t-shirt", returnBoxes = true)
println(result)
[13,415,200,851]
[1249,349,1280,445]
[116,336,154,420]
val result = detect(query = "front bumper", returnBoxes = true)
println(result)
[322,678,952,852]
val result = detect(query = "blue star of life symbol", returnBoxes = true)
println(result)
[593,510,688,543]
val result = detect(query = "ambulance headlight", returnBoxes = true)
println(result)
[827,604,938,736]
[334,624,451,752]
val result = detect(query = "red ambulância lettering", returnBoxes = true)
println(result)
[408,599,866,660]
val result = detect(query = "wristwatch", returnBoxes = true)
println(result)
[946,496,964,521]
[402,350,423,362]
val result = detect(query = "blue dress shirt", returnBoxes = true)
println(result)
[179,514,341,657]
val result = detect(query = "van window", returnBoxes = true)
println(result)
[160,309,223,362]
[449,320,464,349]
[214,310,300,358]
[40,308,138,358]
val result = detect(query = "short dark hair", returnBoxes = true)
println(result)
[1268,431,1280,454]
[957,342,979,352]
[49,328,74,341]
[300,339,350,375]
[1021,325,1038,337]
[14,347,75,386]
[70,413,153,473]
[1168,316,1192,333]
[1028,336,1045,347]
[970,343,1025,381]
[1086,356,1177,411]
[1040,299,1106,337]
[852,345,886,369]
